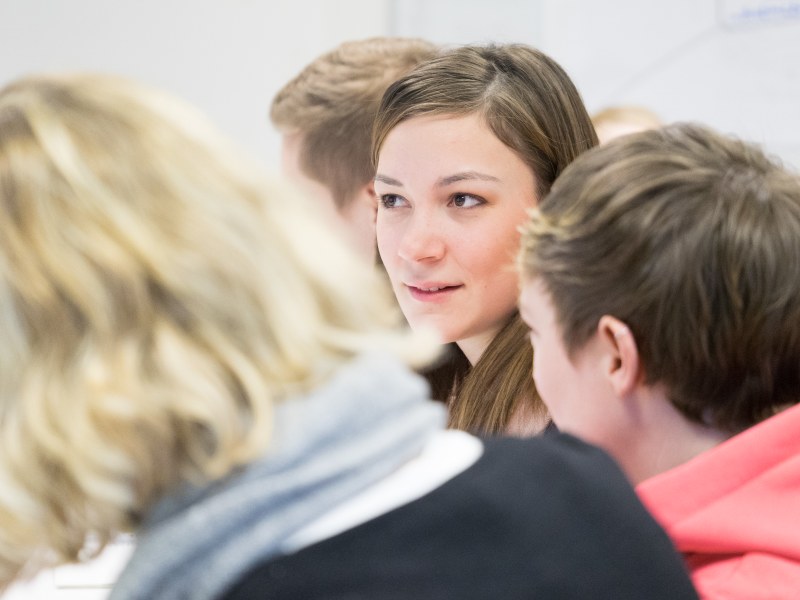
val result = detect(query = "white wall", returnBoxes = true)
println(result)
[3,0,797,169]
[537,0,800,169]
[0,0,391,170]
[390,0,544,46]
[392,0,800,169]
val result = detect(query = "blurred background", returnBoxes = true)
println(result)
[2,0,798,170]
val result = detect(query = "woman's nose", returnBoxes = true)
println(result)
[396,211,446,263]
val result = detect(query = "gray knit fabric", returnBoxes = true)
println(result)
[109,353,446,600]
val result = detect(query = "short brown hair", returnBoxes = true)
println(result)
[373,44,597,433]
[520,123,800,433]
[270,37,437,208]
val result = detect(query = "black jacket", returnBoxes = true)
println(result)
[221,435,698,599]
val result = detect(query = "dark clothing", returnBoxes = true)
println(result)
[222,435,698,599]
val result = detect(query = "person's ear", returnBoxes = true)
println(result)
[362,181,378,221]
[597,315,641,398]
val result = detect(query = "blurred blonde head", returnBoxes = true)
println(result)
[591,105,663,145]
[0,73,428,588]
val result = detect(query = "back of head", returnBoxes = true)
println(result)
[373,43,598,199]
[271,37,438,208]
[0,73,422,587]
[591,105,663,144]
[521,122,800,433]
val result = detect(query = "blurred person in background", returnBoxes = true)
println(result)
[271,37,437,262]
[591,104,663,144]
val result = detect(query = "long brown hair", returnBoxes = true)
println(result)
[373,44,597,434]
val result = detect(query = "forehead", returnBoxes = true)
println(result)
[381,114,505,162]
[377,113,536,188]
[382,113,495,152]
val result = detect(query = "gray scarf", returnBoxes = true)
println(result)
[109,353,446,600]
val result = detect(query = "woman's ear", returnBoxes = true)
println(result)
[597,315,641,398]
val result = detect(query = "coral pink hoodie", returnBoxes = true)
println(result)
[637,403,800,599]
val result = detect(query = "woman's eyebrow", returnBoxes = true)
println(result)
[374,174,403,186]
[375,171,501,188]
[437,171,501,187]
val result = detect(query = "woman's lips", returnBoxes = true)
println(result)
[406,283,463,302]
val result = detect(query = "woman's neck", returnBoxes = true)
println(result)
[456,328,500,366]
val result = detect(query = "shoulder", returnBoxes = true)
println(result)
[454,434,671,540]
[476,432,625,478]
[222,433,698,600]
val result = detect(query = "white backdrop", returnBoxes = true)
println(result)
[392,0,800,169]
[0,0,391,171]
[3,0,798,170]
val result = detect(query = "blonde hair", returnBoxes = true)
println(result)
[591,105,663,144]
[270,37,438,208]
[520,123,800,433]
[372,44,597,433]
[0,73,429,588]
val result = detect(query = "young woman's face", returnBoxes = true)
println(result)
[375,113,538,363]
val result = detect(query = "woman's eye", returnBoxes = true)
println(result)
[380,194,408,209]
[451,193,484,208]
